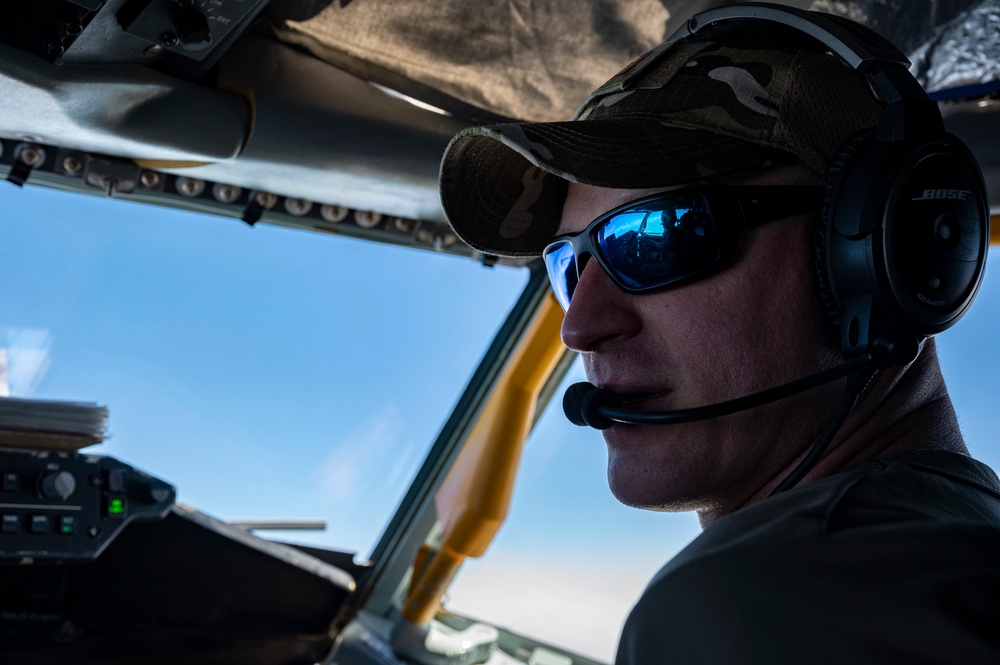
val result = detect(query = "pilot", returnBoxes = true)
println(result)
[438,5,1000,664]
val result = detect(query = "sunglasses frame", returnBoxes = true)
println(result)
[543,185,826,308]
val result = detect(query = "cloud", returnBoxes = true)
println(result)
[0,327,53,397]
[312,404,415,508]
[445,547,670,663]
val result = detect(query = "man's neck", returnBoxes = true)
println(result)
[698,339,966,529]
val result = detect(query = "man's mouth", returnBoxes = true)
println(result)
[612,390,672,408]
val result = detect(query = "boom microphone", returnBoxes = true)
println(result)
[563,353,877,430]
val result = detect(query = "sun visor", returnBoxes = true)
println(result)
[269,0,1000,123]
[906,0,1000,98]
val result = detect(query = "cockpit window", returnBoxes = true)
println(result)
[0,184,528,560]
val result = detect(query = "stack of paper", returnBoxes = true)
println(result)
[0,397,107,451]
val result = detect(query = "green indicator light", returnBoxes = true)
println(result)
[109,498,125,515]
[61,525,72,533]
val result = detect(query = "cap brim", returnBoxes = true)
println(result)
[440,119,793,257]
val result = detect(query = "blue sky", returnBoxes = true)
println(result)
[3,182,999,662]
[1,184,527,556]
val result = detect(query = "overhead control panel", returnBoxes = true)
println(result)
[0,449,174,563]
[0,0,271,80]
[0,0,106,63]
[117,0,265,59]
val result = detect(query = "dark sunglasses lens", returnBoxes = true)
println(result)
[596,196,720,289]
[543,241,577,310]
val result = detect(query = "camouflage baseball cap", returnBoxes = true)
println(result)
[439,26,884,258]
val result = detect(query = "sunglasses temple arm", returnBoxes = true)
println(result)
[738,187,826,226]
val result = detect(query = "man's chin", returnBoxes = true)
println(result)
[606,447,704,513]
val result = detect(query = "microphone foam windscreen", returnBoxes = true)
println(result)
[563,382,596,427]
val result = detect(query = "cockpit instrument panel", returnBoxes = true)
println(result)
[0,449,175,564]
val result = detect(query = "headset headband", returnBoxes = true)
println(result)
[664,3,943,139]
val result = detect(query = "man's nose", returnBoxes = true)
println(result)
[560,258,640,353]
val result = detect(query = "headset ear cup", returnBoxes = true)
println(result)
[815,130,874,336]
[816,128,989,361]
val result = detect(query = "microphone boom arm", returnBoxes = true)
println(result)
[596,353,875,426]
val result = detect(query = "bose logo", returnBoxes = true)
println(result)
[912,189,971,201]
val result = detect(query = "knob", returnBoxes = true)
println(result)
[40,471,77,500]
[167,0,213,52]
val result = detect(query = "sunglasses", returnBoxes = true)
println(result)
[543,186,825,310]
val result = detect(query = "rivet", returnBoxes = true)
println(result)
[212,183,242,203]
[139,170,161,188]
[284,198,313,216]
[355,211,381,229]
[176,177,205,197]
[20,146,45,167]
[62,155,84,176]
[320,205,349,223]
[255,192,277,209]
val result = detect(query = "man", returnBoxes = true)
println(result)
[440,6,1000,663]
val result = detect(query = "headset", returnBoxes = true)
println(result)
[674,2,990,360]
[563,3,991,493]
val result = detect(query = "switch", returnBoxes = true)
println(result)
[31,515,49,534]
[59,515,77,535]
[3,472,18,492]
[107,496,127,519]
[108,469,128,493]
[2,514,19,534]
